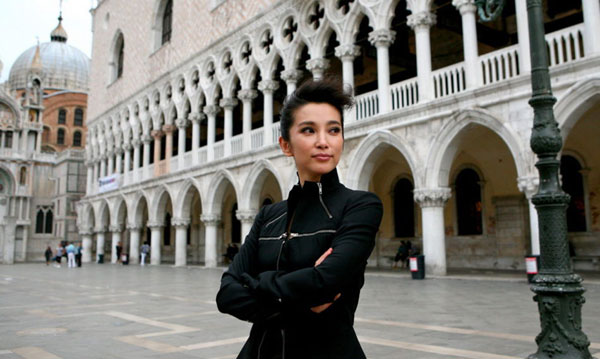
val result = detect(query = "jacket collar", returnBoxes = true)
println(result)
[288,168,340,207]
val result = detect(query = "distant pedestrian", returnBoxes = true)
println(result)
[116,241,123,264]
[140,242,150,266]
[76,243,83,267]
[393,241,409,269]
[66,242,76,268]
[53,245,64,267]
[44,246,53,266]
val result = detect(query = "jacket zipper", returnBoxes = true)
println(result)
[257,330,267,359]
[317,182,333,219]
[288,229,336,239]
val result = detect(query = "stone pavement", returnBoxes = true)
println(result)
[0,264,598,359]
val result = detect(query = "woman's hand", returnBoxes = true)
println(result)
[311,248,341,313]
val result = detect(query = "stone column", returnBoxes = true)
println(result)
[142,134,152,167]
[236,210,257,244]
[175,118,188,168]
[408,12,436,102]
[173,218,190,267]
[514,0,531,73]
[148,222,163,265]
[95,226,106,263]
[100,155,107,177]
[189,112,202,163]
[110,225,122,263]
[151,130,163,176]
[115,148,123,174]
[12,131,20,152]
[127,224,142,265]
[20,129,28,152]
[258,80,279,145]
[238,89,257,151]
[280,69,304,95]
[86,162,93,194]
[123,143,132,173]
[80,230,93,263]
[132,139,141,170]
[162,124,175,171]
[453,0,479,88]
[107,150,115,175]
[220,98,238,157]
[306,58,330,81]
[518,176,540,255]
[368,29,395,113]
[1,132,5,148]
[201,214,221,268]
[583,0,600,55]
[203,105,219,161]
[414,188,451,276]
[335,44,361,95]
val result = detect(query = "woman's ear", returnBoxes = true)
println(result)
[279,136,293,157]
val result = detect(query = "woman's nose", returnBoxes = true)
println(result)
[315,131,329,148]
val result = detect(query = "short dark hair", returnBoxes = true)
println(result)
[279,77,354,141]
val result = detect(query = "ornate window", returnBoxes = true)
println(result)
[74,108,84,126]
[393,178,415,238]
[73,131,82,147]
[162,0,173,45]
[58,108,66,124]
[455,168,483,235]
[117,36,124,78]
[36,210,45,233]
[35,207,54,234]
[57,128,65,145]
[45,210,53,234]
[19,167,26,185]
[560,155,587,232]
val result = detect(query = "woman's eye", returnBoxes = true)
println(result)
[300,127,314,134]
[329,127,341,134]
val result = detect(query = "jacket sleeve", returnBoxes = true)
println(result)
[215,207,281,323]
[251,191,383,307]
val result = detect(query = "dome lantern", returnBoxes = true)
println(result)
[50,14,68,43]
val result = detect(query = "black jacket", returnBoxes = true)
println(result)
[216,169,383,359]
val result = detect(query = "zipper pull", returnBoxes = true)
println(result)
[317,182,333,219]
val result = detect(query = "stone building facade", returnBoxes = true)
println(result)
[0,16,89,263]
[80,0,600,274]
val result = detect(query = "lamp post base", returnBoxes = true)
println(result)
[527,273,594,359]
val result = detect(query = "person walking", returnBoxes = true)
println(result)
[116,241,123,264]
[44,245,53,266]
[66,242,76,268]
[76,243,83,267]
[53,245,64,267]
[216,79,383,359]
[140,241,150,266]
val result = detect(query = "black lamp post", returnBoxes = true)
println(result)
[475,1,594,358]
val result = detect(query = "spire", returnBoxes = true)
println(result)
[30,39,43,74]
[50,1,68,43]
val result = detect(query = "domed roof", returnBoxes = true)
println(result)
[8,17,89,92]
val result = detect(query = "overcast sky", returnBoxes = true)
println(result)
[0,0,94,83]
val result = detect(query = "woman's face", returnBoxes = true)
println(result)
[279,103,344,185]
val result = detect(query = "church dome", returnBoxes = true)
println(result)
[8,17,89,92]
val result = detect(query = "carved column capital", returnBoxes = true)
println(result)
[188,111,205,123]
[414,187,451,208]
[452,0,477,15]
[162,124,175,134]
[237,89,258,102]
[142,134,153,144]
[306,58,330,77]
[368,29,396,47]
[172,217,191,228]
[147,221,164,229]
[407,12,437,30]
[335,44,361,61]
[115,147,124,155]
[201,214,221,226]
[175,118,188,128]
[220,97,239,109]
[126,223,144,231]
[203,105,220,117]
[258,80,280,93]
[151,130,163,139]
[236,210,258,223]
[79,228,94,236]
[280,69,304,84]
[132,139,141,147]
[122,143,132,151]
[517,176,540,199]
[94,225,107,233]
[109,225,123,233]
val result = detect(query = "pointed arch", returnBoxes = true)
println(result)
[174,178,202,218]
[130,192,150,226]
[111,196,128,227]
[346,130,419,190]
[424,108,526,188]
[241,159,285,209]
[554,77,600,142]
[95,199,111,229]
[150,185,175,223]
[205,169,240,214]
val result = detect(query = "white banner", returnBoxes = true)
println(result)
[98,174,120,193]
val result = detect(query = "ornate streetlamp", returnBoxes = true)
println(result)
[475,1,594,358]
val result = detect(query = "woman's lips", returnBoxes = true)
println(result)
[313,154,332,161]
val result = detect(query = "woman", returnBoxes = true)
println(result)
[216,79,383,359]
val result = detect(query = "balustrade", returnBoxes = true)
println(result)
[391,78,419,110]
[479,45,520,85]
[354,90,379,121]
[250,128,263,149]
[432,63,466,99]
[231,134,243,155]
[546,24,585,67]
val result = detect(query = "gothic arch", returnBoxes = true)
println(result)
[81,202,95,230]
[346,129,419,190]
[130,192,150,226]
[151,0,174,50]
[425,108,526,188]
[241,159,285,209]
[111,196,128,228]
[173,178,202,219]
[554,77,600,142]
[109,30,125,83]
[205,169,239,214]
[95,200,111,230]
[150,185,175,223]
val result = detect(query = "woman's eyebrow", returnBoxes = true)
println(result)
[297,120,341,126]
